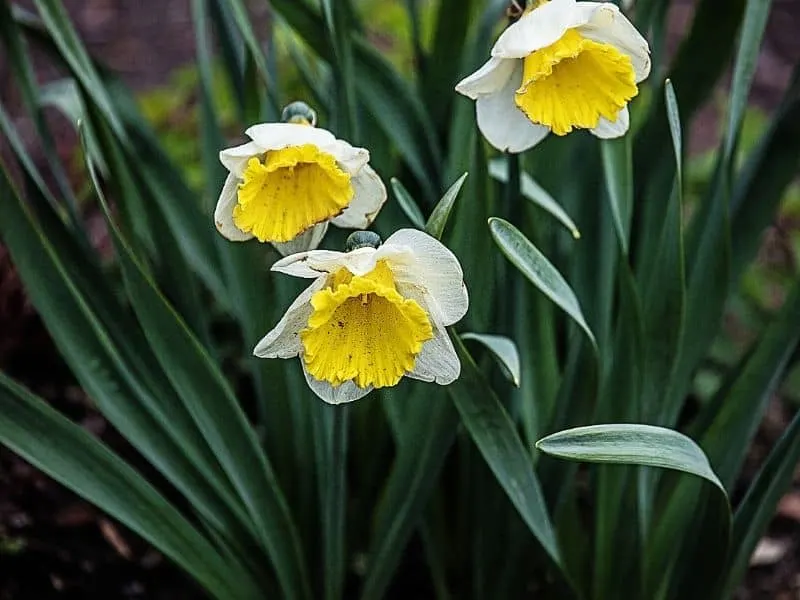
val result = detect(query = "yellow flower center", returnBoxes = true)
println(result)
[233,144,353,243]
[514,29,637,135]
[300,261,433,389]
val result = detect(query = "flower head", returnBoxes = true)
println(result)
[254,229,469,404]
[455,0,650,152]
[214,115,387,255]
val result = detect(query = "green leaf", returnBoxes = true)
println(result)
[268,0,442,201]
[390,177,426,229]
[31,0,125,138]
[449,335,570,588]
[0,374,260,600]
[536,425,726,494]
[540,426,732,600]
[722,0,774,161]
[634,0,747,174]
[664,79,683,190]
[0,161,259,570]
[488,158,580,239]
[312,404,349,600]
[218,0,280,113]
[600,136,633,254]
[422,0,476,125]
[426,172,468,240]
[724,407,800,597]
[489,217,596,350]
[84,150,312,600]
[361,390,458,600]
[640,83,686,425]
[696,279,800,490]
[0,1,79,220]
[461,332,521,387]
[353,38,442,203]
[731,64,800,281]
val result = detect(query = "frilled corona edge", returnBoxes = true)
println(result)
[254,229,469,404]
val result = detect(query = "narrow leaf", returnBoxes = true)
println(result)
[84,148,312,600]
[536,424,726,494]
[449,336,568,583]
[0,374,258,600]
[461,332,521,387]
[489,217,596,350]
[391,177,426,229]
[489,158,580,239]
[600,136,633,254]
[426,172,468,240]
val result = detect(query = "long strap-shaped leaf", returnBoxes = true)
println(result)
[450,335,574,594]
[0,373,258,600]
[537,424,731,599]
[360,390,458,600]
[31,0,125,138]
[0,161,261,569]
[724,408,800,597]
[84,145,312,600]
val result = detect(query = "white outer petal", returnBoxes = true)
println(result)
[219,141,262,177]
[323,139,371,174]
[331,165,387,229]
[475,62,550,153]
[214,173,253,242]
[455,57,516,100]
[492,0,577,59]
[271,223,329,256]
[405,295,461,385]
[591,106,630,139]
[575,2,651,82]
[245,122,337,153]
[301,363,373,404]
[271,246,381,278]
[381,229,468,327]
[253,278,324,359]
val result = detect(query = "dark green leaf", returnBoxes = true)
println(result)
[489,158,580,239]
[426,172,468,240]
[489,217,596,350]
[390,177,426,229]
[84,151,312,600]
[0,374,259,600]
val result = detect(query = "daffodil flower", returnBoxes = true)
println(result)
[455,0,650,153]
[254,230,469,404]
[214,122,387,255]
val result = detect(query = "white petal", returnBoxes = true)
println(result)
[590,106,630,138]
[301,362,373,404]
[455,57,516,100]
[214,173,253,242]
[323,139,370,174]
[245,122,337,153]
[253,278,324,359]
[381,229,469,326]
[271,247,379,278]
[331,165,387,229]
[407,308,461,385]
[491,0,577,59]
[219,141,262,177]
[271,223,329,256]
[475,62,550,153]
[575,2,651,82]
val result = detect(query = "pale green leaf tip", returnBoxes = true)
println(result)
[571,229,581,240]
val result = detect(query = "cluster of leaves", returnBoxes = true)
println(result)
[0,0,799,599]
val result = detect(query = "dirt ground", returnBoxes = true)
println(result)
[1,1,800,598]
